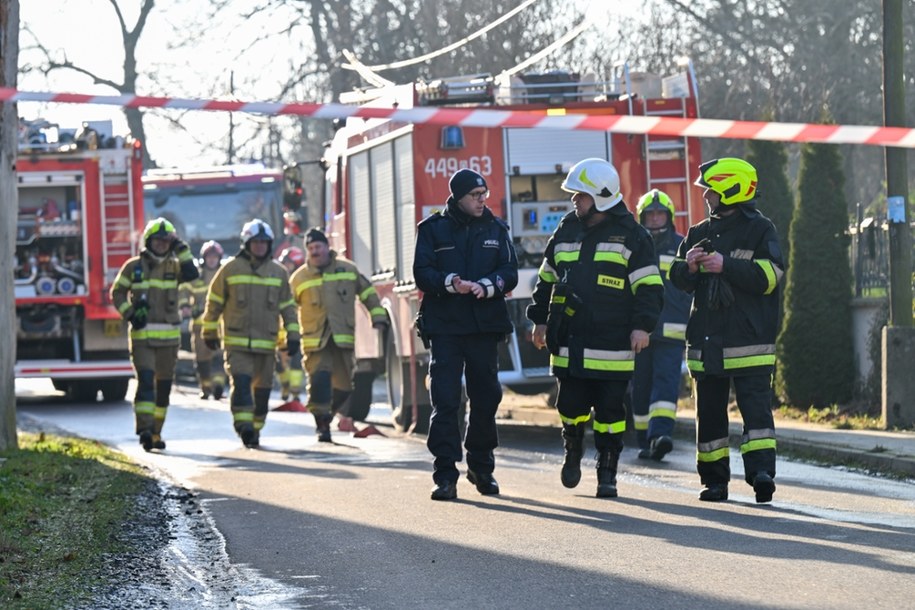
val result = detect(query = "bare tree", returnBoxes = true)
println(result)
[21,0,156,167]
[1,0,20,451]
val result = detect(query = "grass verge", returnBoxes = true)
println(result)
[0,431,152,608]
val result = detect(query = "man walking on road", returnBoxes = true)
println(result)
[289,228,388,442]
[631,189,691,462]
[528,158,663,498]
[111,218,199,452]
[202,219,300,448]
[669,157,784,503]
[414,168,518,501]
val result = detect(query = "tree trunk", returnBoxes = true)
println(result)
[0,0,21,451]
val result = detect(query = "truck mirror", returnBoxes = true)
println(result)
[283,166,305,210]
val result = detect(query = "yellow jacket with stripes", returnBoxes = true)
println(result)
[179,264,220,330]
[289,251,387,352]
[201,250,300,354]
[111,248,198,346]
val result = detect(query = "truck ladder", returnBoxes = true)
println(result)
[99,169,137,288]
[642,99,693,227]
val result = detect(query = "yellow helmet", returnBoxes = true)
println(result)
[143,217,176,248]
[694,158,758,205]
[636,189,676,220]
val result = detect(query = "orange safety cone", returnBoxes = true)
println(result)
[273,399,308,412]
[353,424,385,438]
[336,415,358,432]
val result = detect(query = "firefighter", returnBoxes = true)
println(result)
[290,228,388,442]
[669,158,784,503]
[414,169,519,501]
[630,189,691,461]
[111,217,199,452]
[201,219,300,448]
[528,158,663,498]
[275,246,306,403]
[179,240,227,400]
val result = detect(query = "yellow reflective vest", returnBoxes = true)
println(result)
[289,251,387,352]
[111,251,191,346]
[202,251,300,354]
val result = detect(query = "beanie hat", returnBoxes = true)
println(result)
[304,227,328,246]
[449,169,487,202]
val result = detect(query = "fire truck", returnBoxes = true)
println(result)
[321,63,705,431]
[14,119,145,401]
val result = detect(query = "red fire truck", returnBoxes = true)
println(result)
[321,63,705,430]
[15,119,145,401]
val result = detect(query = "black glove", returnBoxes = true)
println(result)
[204,337,220,351]
[129,305,148,330]
[172,239,190,255]
[286,339,300,356]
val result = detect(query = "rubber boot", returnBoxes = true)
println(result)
[560,424,585,488]
[596,446,622,498]
[314,412,333,443]
[153,379,171,449]
[197,360,212,399]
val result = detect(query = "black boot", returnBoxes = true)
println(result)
[560,424,585,489]
[314,413,333,442]
[596,447,621,498]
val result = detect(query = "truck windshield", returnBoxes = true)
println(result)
[143,181,283,257]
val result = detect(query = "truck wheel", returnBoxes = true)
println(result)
[51,379,69,393]
[385,338,431,433]
[69,381,100,403]
[100,379,130,402]
[346,371,375,422]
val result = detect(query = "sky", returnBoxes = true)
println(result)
[17,0,639,168]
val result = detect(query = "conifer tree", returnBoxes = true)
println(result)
[776,136,854,407]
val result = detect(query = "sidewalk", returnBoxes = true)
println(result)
[496,403,915,479]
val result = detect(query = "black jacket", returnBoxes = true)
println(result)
[413,199,518,336]
[651,227,691,345]
[526,205,664,380]
[669,204,784,378]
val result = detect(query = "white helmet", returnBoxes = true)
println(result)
[240,218,275,245]
[561,158,623,211]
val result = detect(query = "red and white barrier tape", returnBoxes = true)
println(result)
[4,87,915,148]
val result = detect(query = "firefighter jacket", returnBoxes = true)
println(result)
[111,247,200,346]
[669,204,784,378]
[413,201,518,337]
[526,205,664,381]
[651,227,691,345]
[289,251,387,352]
[179,264,220,330]
[202,250,300,354]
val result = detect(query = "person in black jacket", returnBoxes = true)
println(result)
[669,158,784,503]
[527,158,663,498]
[631,189,691,462]
[414,168,519,501]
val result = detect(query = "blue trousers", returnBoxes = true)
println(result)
[631,340,683,450]
[427,333,502,485]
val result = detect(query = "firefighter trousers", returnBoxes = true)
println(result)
[427,333,502,485]
[695,374,777,486]
[191,323,225,393]
[556,377,628,452]
[631,341,683,449]
[130,341,178,436]
[225,350,275,434]
[303,342,354,416]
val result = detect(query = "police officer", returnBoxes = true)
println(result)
[202,219,300,448]
[179,240,226,400]
[669,158,784,503]
[111,217,199,452]
[414,168,518,501]
[631,189,691,461]
[290,228,388,442]
[528,158,663,498]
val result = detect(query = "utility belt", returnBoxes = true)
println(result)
[545,283,583,355]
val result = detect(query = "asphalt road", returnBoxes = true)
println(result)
[16,378,915,610]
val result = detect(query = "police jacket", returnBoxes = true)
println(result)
[202,250,300,354]
[651,227,691,345]
[289,251,387,352]
[669,203,784,378]
[179,264,220,330]
[526,205,663,381]
[111,248,199,347]
[413,200,518,336]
